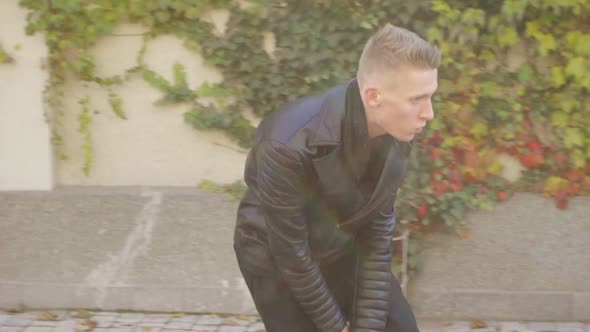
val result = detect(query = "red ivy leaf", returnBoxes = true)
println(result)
[520,153,544,168]
[417,204,428,218]
[526,139,542,151]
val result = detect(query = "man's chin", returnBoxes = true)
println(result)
[391,133,414,142]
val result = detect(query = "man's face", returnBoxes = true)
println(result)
[373,65,438,142]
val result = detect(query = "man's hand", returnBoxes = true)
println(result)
[342,321,350,332]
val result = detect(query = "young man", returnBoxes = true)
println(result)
[234,24,440,332]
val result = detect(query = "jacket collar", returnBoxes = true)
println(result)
[307,80,351,147]
[307,79,412,230]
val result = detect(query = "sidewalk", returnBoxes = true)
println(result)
[0,310,588,332]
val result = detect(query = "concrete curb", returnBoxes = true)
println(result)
[0,281,256,314]
[410,288,590,321]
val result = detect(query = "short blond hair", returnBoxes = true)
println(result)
[357,24,441,88]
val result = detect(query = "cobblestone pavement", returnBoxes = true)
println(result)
[0,310,588,332]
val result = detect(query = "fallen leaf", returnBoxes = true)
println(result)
[457,229,471,239]
[38,311,59,321]
[75,319,97,332]
[471,319,488,329]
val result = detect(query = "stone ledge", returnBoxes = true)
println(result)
[0,281,256,314]
[410,289,590,321]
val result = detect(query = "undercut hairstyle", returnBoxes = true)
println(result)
[357,23,441,89]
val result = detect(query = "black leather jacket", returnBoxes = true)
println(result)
[234,80,410,332]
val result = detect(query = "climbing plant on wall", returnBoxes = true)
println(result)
[20,0,590,273]
[0,43,15,64]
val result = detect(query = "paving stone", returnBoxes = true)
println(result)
[3,317,33,327]
[138,322,167,328]
[0,316,10,325]
[469,324,498,332]
[557,323,585,332]
[195,316,222,326]
[14,313,39,320]
[54,319,75,331]
[94,316,118,322]
[112,322,138,328]
[53,327,74,332]
[30,321,59,327]
[221,318,249,327]
[23,328,54,332]
[191,326,217,331]
[168,316,198,324]
[96,320,114,328]
[118,314,145,324]
[140,317,170,324]
[527,322,559,331]
[106,328,134,332]
[218,327,247,332]
[246,322,265,332]
[163,321,193,330]
[133,327,162,332]
[0,327,24,332]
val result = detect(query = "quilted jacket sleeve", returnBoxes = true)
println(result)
[350,205,397,332]
[255,140,348,332]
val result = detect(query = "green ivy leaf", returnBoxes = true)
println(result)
[539,33,556,55]
[517,64,534,82]
[470,121,488,140]
[564,128,584,149]
[565,57,587,79]
[551,66,566,87]
[525,21,541,38]
[571,149,586,169]
[108,92,126,119]
[173,62,189,88]
[576,34,590,55]
[498,27,519,48]
[156,11,171,23]
[551,111,569,128]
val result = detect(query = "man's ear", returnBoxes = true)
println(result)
[364,87,381,108]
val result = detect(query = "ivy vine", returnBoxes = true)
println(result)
[19,0,590,275]
[0,43,15,64]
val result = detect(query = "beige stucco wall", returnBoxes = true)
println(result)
[0,3,254,189]
[0,1,53,190]
[56,19,250,186]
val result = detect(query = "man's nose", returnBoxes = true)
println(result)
[421,99,435,121]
